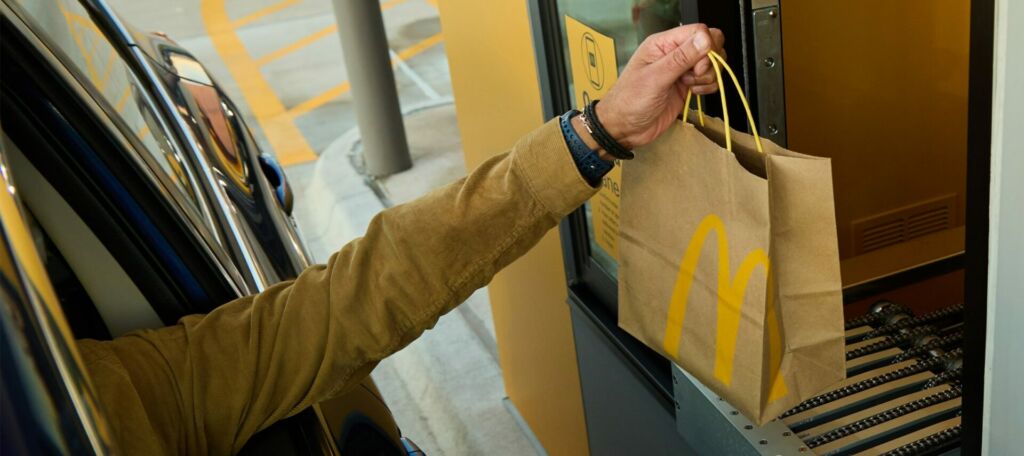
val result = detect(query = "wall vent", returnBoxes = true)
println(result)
[852,195,957,255]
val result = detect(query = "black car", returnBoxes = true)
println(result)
[0,0,420,453]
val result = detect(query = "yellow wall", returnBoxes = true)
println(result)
[782,0,970,261]
[437,2,590,455]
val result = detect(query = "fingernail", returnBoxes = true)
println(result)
[693,32,709,51]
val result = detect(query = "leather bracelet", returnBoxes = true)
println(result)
[583,100,634,160]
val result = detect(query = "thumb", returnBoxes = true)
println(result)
[651,30,711,86]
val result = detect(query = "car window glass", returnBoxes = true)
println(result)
[13,0,203,215]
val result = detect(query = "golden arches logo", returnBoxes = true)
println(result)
[662,214,788,403]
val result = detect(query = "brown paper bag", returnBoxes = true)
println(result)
[618,52,845,425]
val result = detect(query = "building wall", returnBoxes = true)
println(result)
[436,2,590,455]
[984,0,1024,452]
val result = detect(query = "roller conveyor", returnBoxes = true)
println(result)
[672,300,966,455]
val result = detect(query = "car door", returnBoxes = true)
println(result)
[0,136,113,455]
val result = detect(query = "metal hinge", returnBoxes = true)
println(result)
[750,0,787,146]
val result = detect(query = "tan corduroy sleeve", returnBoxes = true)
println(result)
[77,119,599,454]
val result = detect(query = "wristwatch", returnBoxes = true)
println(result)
[559,110,614,186]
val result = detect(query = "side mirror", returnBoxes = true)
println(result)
[257,154,293,216]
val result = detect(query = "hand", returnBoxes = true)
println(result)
[594,24,725,150]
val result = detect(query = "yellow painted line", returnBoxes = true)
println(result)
[255,25,336,66]
[289,81,350,117]
[61,9,99,82]
[287,32,443,118]
[137,124,151,140]
[396,32,442,60]
[255,0,407,67]
[63,9,102,34]
[97,47,117,91]
[115,86,132,113]
[202,0,316,166]
[230,0,301,29]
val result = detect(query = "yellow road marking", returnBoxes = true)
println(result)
[396,32,443,60]
[290,81,350,117]
[97,47,117,91]
[288,32,443,117]
[60,8,99,82]
[115,85,132,113]
[255,25,336,66]
[63,8,102,34]
[230,0,301,29]
[202,0,316,166]
[255,0,407,67]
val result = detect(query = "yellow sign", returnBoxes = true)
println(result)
[564,16,621,261]
[662,214,788,402]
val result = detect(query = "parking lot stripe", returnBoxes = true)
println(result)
[255,25,336,66]
[289,81,351,117]
[231,0,302,29]
[254,0,407,67]
[202,0,317,166]
[98,47,117,91]
[115,86,131,113]
[287,33,444,118]
[396,32,442,60]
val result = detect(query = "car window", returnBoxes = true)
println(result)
[13,0,204,216]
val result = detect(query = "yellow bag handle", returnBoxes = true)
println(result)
[682,50,764,154]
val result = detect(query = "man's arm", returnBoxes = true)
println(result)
[81,119,598,453]
[77,23,724,453]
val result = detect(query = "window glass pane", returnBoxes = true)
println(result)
[557,0,681,278]
[584,201,620,276]
[15,0,203,215]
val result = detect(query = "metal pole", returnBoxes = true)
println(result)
[331,0,412,176]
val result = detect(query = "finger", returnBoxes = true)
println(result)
[694,29,726,73]
[651,27,712,85]
[691,82,720,95]
[710,28,725,53]
[693,56,712,77]
[682,71,716,87]
[675,79,691,103]
[645,23,711,54]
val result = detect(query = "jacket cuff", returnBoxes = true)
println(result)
[512,118,602,218]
